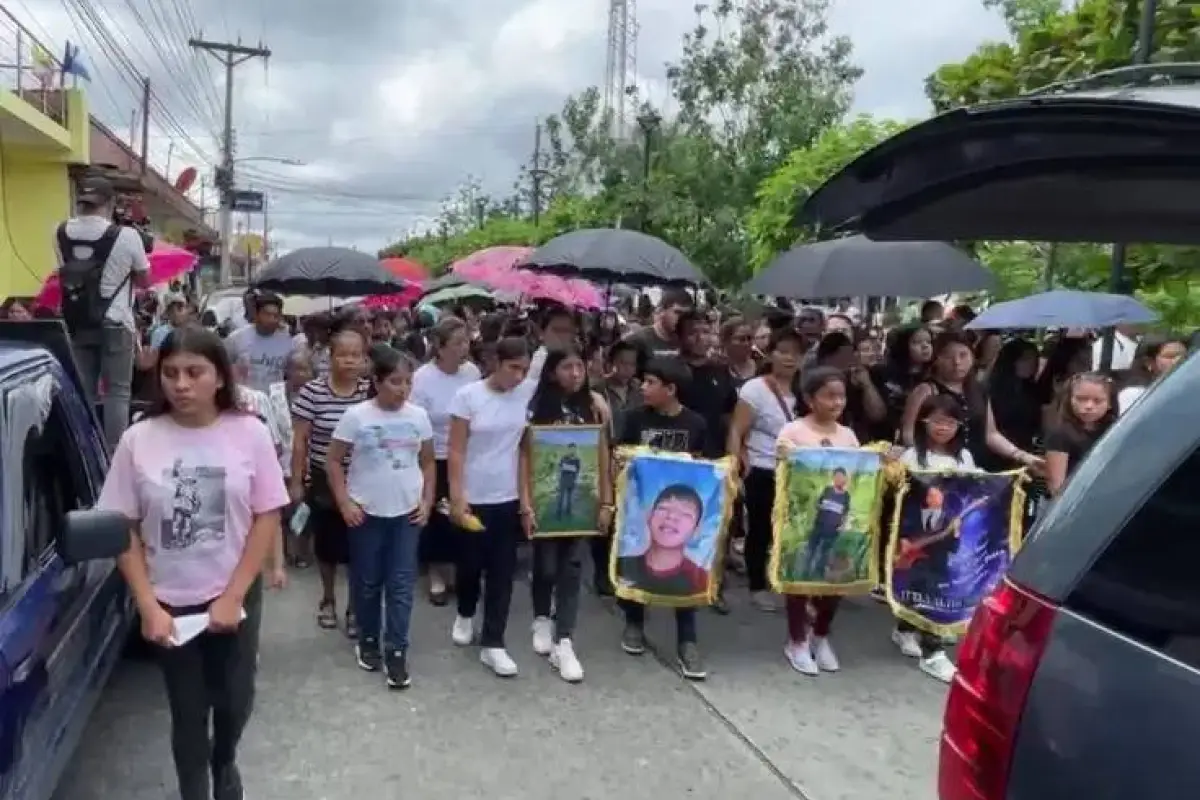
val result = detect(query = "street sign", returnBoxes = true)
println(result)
[230,190,264,212]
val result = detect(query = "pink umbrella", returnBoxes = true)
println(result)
[451,245,601,309]
[35,240,199,310]
[361,284,424,310]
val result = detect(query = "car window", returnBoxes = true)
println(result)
[1067,443,1200,671]
[21,398,90,579]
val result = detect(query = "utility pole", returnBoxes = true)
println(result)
[530,119,543,226]
[475,198,487,229]
[262,192,270,263]
[139,77,151,174]
[189,37,271,287]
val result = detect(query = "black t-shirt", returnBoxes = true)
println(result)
[619,406,708,457]
[869,365,921,443]
[813,485,851,535]
[625,326,678,374]
[678,361,738,459]
[1044,422,1103,475]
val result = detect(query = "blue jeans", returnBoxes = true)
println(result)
[349,513,420,652]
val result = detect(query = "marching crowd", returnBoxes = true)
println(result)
[90,285,1191,800]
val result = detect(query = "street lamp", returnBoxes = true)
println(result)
[234,156,305,166]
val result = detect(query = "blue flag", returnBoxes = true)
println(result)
[62,42,91,81]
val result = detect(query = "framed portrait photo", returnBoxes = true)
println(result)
[529,424,604,538]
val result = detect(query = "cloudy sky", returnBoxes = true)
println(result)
[14,0,1005,254]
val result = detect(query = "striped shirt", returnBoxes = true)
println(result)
[291,376,371,468]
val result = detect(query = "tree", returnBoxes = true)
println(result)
[926,0,1200,112]
[746,115,909,271]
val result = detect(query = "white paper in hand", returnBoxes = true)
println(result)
[169,608,248,646]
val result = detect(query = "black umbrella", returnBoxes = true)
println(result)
[519,228,705,285]
[796,80,1200,244]
[743,236,994,299]
[253,247,410,296]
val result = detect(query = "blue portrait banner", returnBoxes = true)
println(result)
[610,448,735,608]
[887,468,1026,636]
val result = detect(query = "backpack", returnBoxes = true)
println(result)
[56,223,127,334]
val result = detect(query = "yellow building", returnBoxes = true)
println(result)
[0,44,90,299]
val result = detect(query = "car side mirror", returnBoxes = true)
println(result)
[57,509,131,565]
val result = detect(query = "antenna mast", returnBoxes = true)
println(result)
[602,0,638,140]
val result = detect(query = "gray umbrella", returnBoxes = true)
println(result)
[253,247,410,297]
[519,228,705,285]
[742,235,995,299]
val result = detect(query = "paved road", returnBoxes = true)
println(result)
[54,567,947,800]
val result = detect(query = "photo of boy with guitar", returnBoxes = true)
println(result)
[895,485,993,595]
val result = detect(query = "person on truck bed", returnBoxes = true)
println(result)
[97,324,288,800]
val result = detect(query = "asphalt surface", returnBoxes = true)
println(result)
[54,565,947,800]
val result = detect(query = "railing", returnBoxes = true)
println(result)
[0,5,68,127]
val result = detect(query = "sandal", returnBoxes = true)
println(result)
[316,600,337,629]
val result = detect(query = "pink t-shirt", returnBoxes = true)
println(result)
[98,412,290,606]
[777,417,860,450]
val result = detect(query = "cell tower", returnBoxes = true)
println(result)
[602,0,638,140]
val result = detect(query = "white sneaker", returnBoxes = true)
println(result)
[531,616,554,656]
[550,639,584,683]
[891,629,923,658]
[919,651,957,684]
[480,647,518,677]
[812,636,839,672]
[451,615,474,646]
[785,641,819,676]
[751,591,779,612]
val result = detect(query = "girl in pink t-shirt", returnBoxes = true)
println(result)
[776,366,859,677]
[98,325,289,800]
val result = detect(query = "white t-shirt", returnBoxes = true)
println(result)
[738,376,796,470]
[448,379,530,504]
[331,400,433,518]
[1117,385,1145,415]
[225,326,296,394]
[410,361,482,459]
[1091,331,1136,371]
[56,215,150,331]
[900,447,977,471]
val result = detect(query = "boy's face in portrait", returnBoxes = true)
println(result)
[648,496,701,550]
[833,471,847,490]
[925,487,944,509]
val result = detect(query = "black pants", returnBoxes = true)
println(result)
[456,501,521,648]
[619,600,697,645]
[420,460,460,566]
[743,467,775,592]
[159,580,262,800]
[589,532,612,588]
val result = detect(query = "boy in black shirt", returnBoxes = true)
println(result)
[617,357,708,680]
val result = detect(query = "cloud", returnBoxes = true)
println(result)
[13,0,1006,256]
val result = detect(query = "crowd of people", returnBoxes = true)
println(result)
[67,276,1192,800]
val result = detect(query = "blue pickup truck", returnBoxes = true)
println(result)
[0,321,135,800]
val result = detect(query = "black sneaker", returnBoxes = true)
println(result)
[385,650,412,689]
[620,624,646,655]
[356,638,382,672]
[212,763,244,800]
[677,642,707,681]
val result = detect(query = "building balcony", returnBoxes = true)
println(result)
[0,7,88,160]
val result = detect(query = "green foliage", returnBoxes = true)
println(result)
[746,116,910,272]
[926,0,1200,112]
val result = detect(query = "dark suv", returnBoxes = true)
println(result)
[938,347,1200,800]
